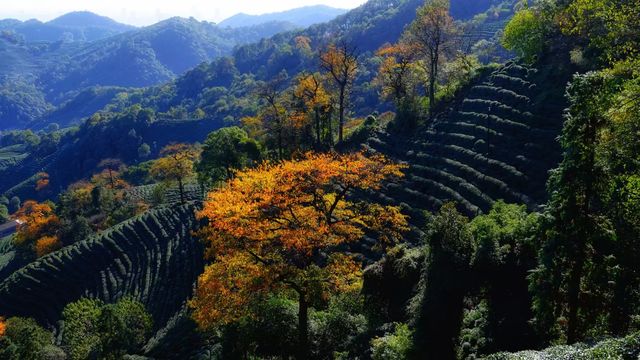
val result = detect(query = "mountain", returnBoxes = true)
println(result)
[0,16,296,129]
[219,5,348,28]
[0,11,135,43]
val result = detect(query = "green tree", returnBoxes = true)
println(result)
[531,72,616,343]
[469,201,540,353]
[98,298,153,359]
[137,143,151,159]
[196,127,260,185]
[502,7,548,63]
[410,203,472,359]
[62,298,104,359]
[61,297,153,360]
[560,0,640,64]
[0,317,60,360]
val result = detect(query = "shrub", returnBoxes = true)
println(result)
[371,323,413,360]
[0,317,60,360]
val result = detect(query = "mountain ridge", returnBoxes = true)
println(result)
[218,5,348,28]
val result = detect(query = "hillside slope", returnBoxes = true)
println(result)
[0,17,294,129]
[365,61,567,229]
[0,204,203,329]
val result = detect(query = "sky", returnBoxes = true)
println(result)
[0,0,368,27]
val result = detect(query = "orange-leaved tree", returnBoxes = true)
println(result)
[191,152,408,359]
[0,317,5,337]
[293,73,331,148]
[35,172,50,192]
[320,42,358,144]
[376,42,420,104]
[150,144,199,204]
[13,201,62,257]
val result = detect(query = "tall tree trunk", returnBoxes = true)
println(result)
[108,168,115,189]
[338,86,345,144]
[315,108,321,149]
[429,59,436,112]
[297,292,309,360]
[278,125,283,160]
[566,245,584,344]
[178,177,185,205]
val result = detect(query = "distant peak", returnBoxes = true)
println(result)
[47,11,135,29]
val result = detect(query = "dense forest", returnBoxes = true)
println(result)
[0,0,639,359]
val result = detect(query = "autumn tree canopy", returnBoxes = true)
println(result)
[150,144,199,204]
[12,201,62,257]
[320,42,359,144]
[405,0,458,110]
[191,152,408,359]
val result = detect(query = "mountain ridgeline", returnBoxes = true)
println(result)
[218,5,348,28]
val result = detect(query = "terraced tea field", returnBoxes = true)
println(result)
[366,62,563,228]
[0,204,203,329]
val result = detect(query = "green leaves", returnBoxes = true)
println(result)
[62,297,152,360]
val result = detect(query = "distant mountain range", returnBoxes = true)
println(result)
[0,11,135,43]
[0,13,298,129]
[219,5,348,29]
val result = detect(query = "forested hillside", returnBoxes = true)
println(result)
[0,15,295,129]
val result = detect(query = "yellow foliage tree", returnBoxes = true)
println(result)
[13,201,61,257]
[150,144,199,204]
[35,236,62,258]
[191,152,408,359]
[320,42,359,144]
[294,73,331,148]
[376,42,420,103]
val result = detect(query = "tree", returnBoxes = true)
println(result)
[0,317,59,360]
[191,152,408,360]
[410,203,472,359]
[98,298,153,359]
[197,127,260,185]
[150,144,199,204]
[62,297,153,360]
[469,201,540,353]
[0,204,8,223]
[34,172,50,192]
[255,71,289,159]
[375,41,424,132]
[293,73,331,148]
[12,201,61,257]
[502,7,548,63]
[137,143,151,159]
[375,42,419,104]
[9,196,20,213]
[531,72,615,343]
[97,159,126,190]
[62,298,103,360]
[405,0,458,111]
[560,0,640,64]
[320,42,359,144]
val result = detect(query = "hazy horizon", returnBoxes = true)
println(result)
[0,1,367,27]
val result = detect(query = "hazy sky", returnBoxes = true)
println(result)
[0,0,368,26]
